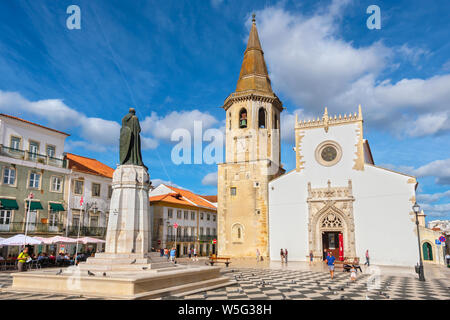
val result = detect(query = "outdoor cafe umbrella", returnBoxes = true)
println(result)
[77,237,106,244]
[33,236,54,245]
[47,236,79,244]
[0,234,42,246]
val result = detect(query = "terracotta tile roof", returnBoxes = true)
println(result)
[66,153,114,179]
[149,185,217,210]
[0,113,70,136]
[199,195,217,203]
[149,193,195,207]
[165,185,217,210]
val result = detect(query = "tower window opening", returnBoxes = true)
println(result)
[239,109,247,128]
[274,114,278,129]
[258,108,266,128]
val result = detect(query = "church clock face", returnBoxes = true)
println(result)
[315,141,342,167]
[321,146,337,162]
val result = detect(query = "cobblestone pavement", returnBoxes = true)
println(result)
[1,266,449,300]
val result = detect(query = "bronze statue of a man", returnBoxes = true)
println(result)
[120,108,145,167]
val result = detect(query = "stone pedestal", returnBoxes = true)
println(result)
[106,164,150,254]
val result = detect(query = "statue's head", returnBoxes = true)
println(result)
[129,108,136,115]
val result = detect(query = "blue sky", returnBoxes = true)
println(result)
[0,0,449,220]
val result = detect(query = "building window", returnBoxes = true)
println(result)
[207,213,210,221]
[108,185,113,199]
[200,212,204,220]
[29,172,40,189]
[191,227,196,237]
[232,223,244,242]
[0,210,12,231]
[168,208,173,219]
[90,216,99,228]
[72,214,80,227]
[213,214,216,222]
[167,226,173,236]
[3,167,16,185]
[49,210,58,228]
[213,228,216,236]
[46,145,56,158]
[51,176,62,192]
[92,183,101,197]
[28,210,37,231]
[258,107,266,128]
[177,210,182,219]
[230,187,236,196]
[10,136,21,150]
[239,108,248,128]
[184,211,189,220]
[191,211,195,220]
[274,114,278,129]
[74,180,84,195]
[200,227,204,235]
[206,227,210,235]
[29,141,39,159]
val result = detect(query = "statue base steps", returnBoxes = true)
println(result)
[7,265,233,299]
[78,252,174,271]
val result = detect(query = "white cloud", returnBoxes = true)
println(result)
[255,3,450,137]
[0,90,157,152]
[201,172,218,186]
[413,159,450,185]
[420,203,450,218]
[140,110,219,142]
[417,190,450,203]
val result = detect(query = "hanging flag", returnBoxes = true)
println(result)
[339,233,344,261]
[80,196,84,206]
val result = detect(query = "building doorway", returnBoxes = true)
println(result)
[322,231,341,260]
[176,244,180,258]
[422,242,433,261]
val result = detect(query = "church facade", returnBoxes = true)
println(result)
[268,107,419,266]
[218,16,420,266]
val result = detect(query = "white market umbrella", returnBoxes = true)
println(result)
[78,237,106,244]
[33,236,54,245]
[48,236,79,244]
[0,234,42,246]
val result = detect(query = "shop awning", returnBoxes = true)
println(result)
[29,201,43,210]
[49,203,65,211]
[0,198,19,210]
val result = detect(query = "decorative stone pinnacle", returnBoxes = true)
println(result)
[252,13,256,23]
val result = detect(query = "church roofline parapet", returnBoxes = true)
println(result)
[222,91,283,111]
[295,105,363,131]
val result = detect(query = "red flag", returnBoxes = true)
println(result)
[173,223,178,229]
[80,197,84,206]
[339,233,344,261]
[29,192,34,199]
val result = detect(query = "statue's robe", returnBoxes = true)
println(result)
[120,113,144,167]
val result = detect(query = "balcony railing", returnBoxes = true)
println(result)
[0,222,65,234]
[67,226,107,237]
[0,145,67,168]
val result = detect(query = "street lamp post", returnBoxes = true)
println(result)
[413,202,426,281]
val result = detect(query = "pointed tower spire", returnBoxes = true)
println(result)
[235,14,273,94]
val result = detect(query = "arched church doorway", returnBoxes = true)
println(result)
[322,231,342,260]
[422,242,433,261]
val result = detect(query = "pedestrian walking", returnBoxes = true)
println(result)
[193,247,198,261]
[364,250,370,267]
[309,250,314,265]
[326,251,336,280]
[284,249,288,263]
[170,247,176,263]
[256,249,260,262]
[188,248,192,259]
[280,248,285,263]
[17,247,30,272]
[160,248,164,257]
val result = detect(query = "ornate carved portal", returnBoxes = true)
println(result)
[307,180,356,260]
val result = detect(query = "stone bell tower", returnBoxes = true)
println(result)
[217,14,284,258]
